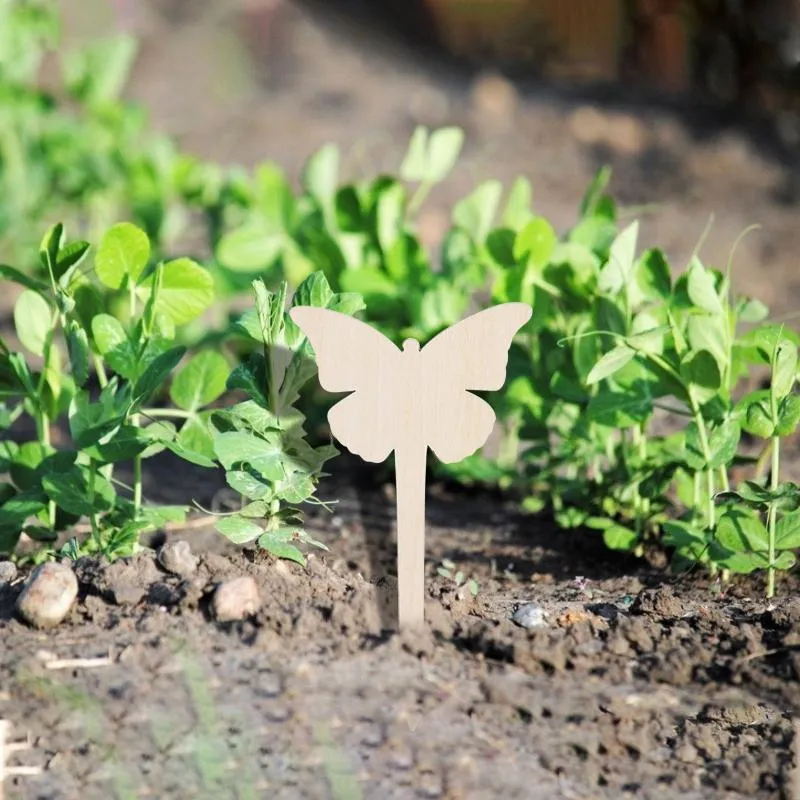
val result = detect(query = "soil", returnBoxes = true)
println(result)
[5,1,800,798]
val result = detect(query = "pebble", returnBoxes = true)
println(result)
[158,540,198,578]
[16,562,78,629]
[212,576,261,622]
[511,603,549,629]
[0,560,18,584]
[470,71,518,130]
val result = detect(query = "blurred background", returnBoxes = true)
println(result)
[23,0,800,316]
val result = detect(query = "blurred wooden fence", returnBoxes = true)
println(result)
[420,0,800,110]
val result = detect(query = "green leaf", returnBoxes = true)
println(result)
[776,394,800,437]
[14,290,51,356]
[91,314,138,380]
[681,349,722,401]
[292,271,334,310]
[599,221,638,295]
[603,524,639,551]
[176,413,216,462]
[715,508,769,553]
[216,222,284,272]
[400,125,464,184]
[744,399,774,438]
[0,264,49,293]
[776,511,800,550]
[302,143,339,205]
[773,551,796,571]
[773,339,798,400]
[214,431,284,480]
[635,249,671,300]
[586,345,635,385]
[376,182,406,256]
[426,126,465,183]
[399,126,429,182]
[502,177,533,230]
[513,217,556,269]
[579,166,612,217]
[257,528,306,565]
[226,357,268,406]
[42,468,115,517]
[136,258,214,326]
[215,515,263,544]
[39,224,65,273]
[737,298,769,323]
[95,222,151,289]
[586,387,652,428]
[133,346,187,405]
[226,468,272,500]
[686,314,727,375]
[686,262,722,315]
[85,424,150,463]
[56,240,91,282]
[453,181,503,243]
[170,351,229,411]
[0,491,47,531]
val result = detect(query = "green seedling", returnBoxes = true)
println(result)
[436,559,479,598]
[710,332,800,595]
[0,221,217,561]
[208,272,364,565]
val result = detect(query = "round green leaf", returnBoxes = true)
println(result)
[513,217,557,270]
[95,222,151,289]
[775,511,800,550]
[170,351,229,411]
[586,345,635,385]
[13,290,51,356]
[136,258,214,326]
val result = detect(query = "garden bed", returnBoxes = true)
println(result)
[4,2,800,799]
[2,472,800,799]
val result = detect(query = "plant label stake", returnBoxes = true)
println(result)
[289,303,532,629]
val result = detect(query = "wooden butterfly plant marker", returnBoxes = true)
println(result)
[289,303,532,630]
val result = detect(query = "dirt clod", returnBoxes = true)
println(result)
[211,575,261,621]
[15,561,78,629]
[0,560,18,584]
[157,540,198,578]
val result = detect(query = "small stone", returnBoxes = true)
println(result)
[16,562,78,629]
[212,576,260,622]
[0,561,18,584]
[158,540,198,578]
[470,71,518,129]
[511,603,549,629]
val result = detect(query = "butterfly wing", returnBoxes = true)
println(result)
[327,390,395,463]
[425,391,497,464]
[289,306,402,393]
[419,303,532,390]
[289,306,403,463]
[419,303,531,461]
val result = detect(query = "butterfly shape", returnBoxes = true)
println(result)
[289,303,532,464]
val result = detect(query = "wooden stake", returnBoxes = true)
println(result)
[290,302,531,629]
[395,443,428,628]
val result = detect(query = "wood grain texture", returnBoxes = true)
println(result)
[289,302,532,628]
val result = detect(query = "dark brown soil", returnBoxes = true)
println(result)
[5,2,800,798]
[3,473,800,800]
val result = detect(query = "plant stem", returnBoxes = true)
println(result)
[407,180,433,217]
[141,407,193,419]
[88,460,100,550]
[132,417,142,516]
[766,435,780,599]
